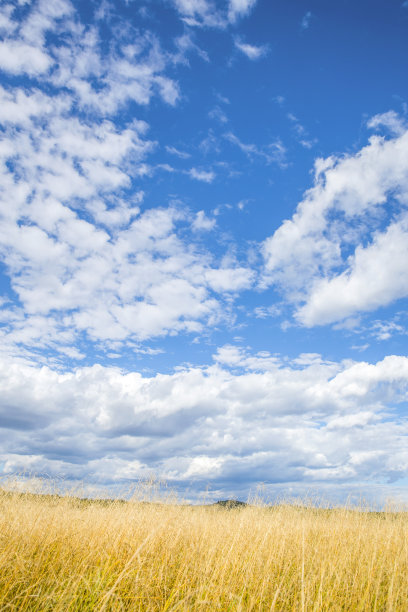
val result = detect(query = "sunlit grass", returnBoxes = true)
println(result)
[1,479,408,610]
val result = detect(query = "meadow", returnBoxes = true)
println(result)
[1,482,408,610]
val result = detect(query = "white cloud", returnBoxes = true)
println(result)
[370,320,405,341]
[0,0,74,76]
[234,38,268,60]
[296,215,408,326]
[192,210,216,231]
[0,195,232,349]
[165,145,191,159]
[0,5,16,36]
[170,0,227,27]
[20,0,74,43]
[173,32,209,63]
[287,111,317,148]
[188,167,216,182]
[172,0,212,16]
[228,0,257,22]
[274,95,285,106]
[262,116,408,325]
[0,86,71,124]
[208,105,228,123]
[0,40,52,75]
[205,267,254,292]
[0,4,253,361]
[1,350,408,499]
[367,110,407,136]
[225,131,286,166]
[0,1,180,113]
[253,304,281,319]
[0,0,73,77]
[301,11,312,30]
[169,0,258,28]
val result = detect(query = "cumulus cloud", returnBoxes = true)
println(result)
[262,114,408,326]
[192,210,216,231]
[0,40,52,75]
[0,0,73,75]
[1,350,408,499]
[205,267,254,292]
[0,0,180,113]
[296,215,408,326]
[0,0,252,362]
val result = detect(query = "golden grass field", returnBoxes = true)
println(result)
[1,482,408,610]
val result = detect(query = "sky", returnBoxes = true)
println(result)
[1,0,408,504]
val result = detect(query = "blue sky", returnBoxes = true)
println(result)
[1,0,408,503]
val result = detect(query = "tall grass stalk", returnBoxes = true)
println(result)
[0,482,408,610]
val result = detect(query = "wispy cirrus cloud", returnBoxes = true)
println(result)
[188,167,216,182]
[287,112,317,149]
[367,110,406,136]
[301,10,312,30]
[169,0,259,28]
[208,105,229,123]
[234,37,269,60]
[165,145,191,159]
[224,131,286,166]
[173,32,210,63]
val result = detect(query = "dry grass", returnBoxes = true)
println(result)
[1,483,408,610]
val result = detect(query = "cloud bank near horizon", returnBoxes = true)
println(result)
[2,349,408,501]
